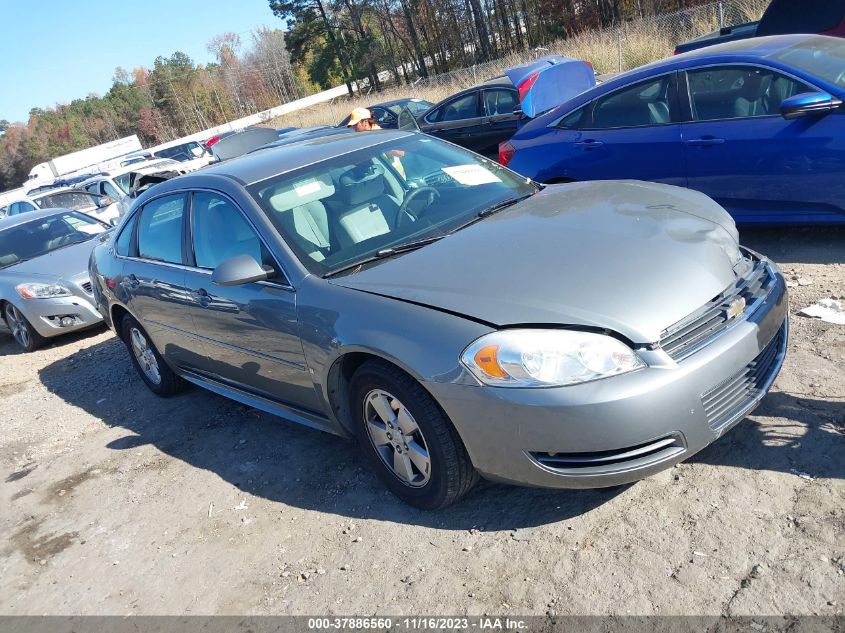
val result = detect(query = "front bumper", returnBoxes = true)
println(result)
[15,292,103,338]
[426,270,788,489]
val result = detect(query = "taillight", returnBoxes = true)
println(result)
[517,71,540,102]
[673,48,680,55]
[499,141,516,166]
[583,60,594,70]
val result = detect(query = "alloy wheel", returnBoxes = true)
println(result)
[5,305,30,349]
[363,389,431,487]
[129,327,161,385]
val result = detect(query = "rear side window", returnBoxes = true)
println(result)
[137,194,185,264]
[589,76,675,129]
[484,89,517,116]
[115,211,139,257]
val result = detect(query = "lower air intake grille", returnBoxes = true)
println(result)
[81,281,93,294]
[701,322,787,433]
[531,434,685,472]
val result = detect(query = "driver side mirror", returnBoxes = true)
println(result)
[97,196,116,207]
[212,254,275,286]
[780,91,842,120]
[513,104,524,117]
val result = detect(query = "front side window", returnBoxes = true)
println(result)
[191,192,271,271]
[137,194,185,264]
[115,211,139,257]
[687,65,813,121]
[431,93,480,123]
[114,173,132,195]
[586,76,675,129]
[102,182,122,200]
[247,135,537,277]
[484,89,517,116]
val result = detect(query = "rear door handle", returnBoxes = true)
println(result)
[573,140,604,150]
[685,137,725,147]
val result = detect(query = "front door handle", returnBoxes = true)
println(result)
[685,136,725,147]
[573,140,604,151]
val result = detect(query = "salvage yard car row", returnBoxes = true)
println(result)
[0,33,839,508]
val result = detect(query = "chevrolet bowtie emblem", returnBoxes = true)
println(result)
[725,297,746,321]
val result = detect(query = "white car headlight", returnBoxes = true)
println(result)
[461,329,645,388]
[15,283,72,299]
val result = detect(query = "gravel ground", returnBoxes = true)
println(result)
[1,227,843,616]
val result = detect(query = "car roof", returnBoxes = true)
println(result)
[157,130,416,189]
[0,208,73,230]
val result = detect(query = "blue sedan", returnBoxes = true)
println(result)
[502,35,845,225]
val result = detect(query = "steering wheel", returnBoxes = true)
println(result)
[396,186,439,228]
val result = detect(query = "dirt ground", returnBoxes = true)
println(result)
[1,226,843,617]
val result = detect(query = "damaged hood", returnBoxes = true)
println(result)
[330,181,744,343]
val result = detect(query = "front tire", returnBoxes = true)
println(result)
[120,314,183,397]
[4,303,45,352]
[349,360,478,510]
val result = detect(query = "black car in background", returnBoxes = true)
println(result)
[336,98,433,128]
[415,77,520,158]
[674,0,845,54]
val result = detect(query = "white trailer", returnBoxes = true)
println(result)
[25,135,143,191]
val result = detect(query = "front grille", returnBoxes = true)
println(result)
[660,257,775,361]
[81,281,93,294]
[701,322,787,433]
[531,434,685,473]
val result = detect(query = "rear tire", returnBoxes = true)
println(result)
[120,314,183,397]
[4,303,46,352]
[349,360,478,510]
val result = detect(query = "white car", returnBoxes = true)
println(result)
[152,140,215,172]
[77,158,183,200]
[5,187,121,225]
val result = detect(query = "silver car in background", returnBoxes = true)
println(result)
[0,209,109,351]
[90,131,788,509]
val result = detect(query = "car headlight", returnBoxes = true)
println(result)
[15,283,72,299]
[461,329,645,388]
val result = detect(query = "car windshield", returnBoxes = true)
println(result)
[35,191,101,210]
[0,212,109,269]
[770,38,845,89]
[246,135,537,276]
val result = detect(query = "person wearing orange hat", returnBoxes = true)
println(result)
[346,107,381,132]
[347,106,408,176]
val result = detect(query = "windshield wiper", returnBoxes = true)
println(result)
[375,235,445,257]
[449,192,535,234]
[323,235,446,279]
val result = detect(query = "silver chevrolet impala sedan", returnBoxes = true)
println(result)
[1,209,108,351]
[90,131,788,509]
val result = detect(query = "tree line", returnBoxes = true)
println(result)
[271,0,714,90]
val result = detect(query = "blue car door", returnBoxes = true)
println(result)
[536,73,686,186]
[681,64,845,224]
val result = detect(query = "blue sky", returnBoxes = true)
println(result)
[0,0,281,124]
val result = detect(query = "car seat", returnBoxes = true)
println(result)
[266,176,335,262]
[326,164,399,247]
[733,72,772,118]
